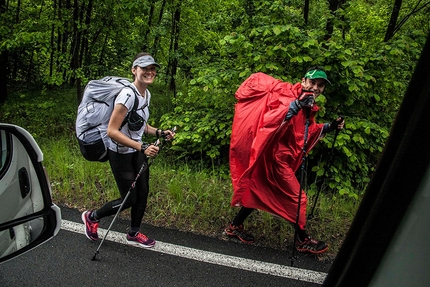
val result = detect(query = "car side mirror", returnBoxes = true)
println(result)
[0,124,61,264]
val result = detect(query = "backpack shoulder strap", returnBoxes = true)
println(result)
[120,87,141,128]
[132,92,139,111]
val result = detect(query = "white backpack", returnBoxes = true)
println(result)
[75,76,140,162]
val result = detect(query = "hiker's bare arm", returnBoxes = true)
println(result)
[107,103,142,151]
[145,124,157,137]
[145,124,175,141]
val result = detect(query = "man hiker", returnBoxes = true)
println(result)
[226,66,344,254]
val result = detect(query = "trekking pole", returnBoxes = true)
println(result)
[308,117,343,220]
[291,108,310,267]
[91,127,176,261]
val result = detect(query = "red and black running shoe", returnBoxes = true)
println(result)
[82,211,99,241]
[224,223,255,243]
[296,235,329,254]
[126,232,156,248]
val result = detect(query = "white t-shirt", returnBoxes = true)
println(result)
[107,84,151,154]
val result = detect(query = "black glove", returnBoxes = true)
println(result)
[297,95,315,109]
[284,96,315,121]
[323,117,345,133]
[329,117,344,131]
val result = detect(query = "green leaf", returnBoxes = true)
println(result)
[364,127,371,134]
[273,26,282,36]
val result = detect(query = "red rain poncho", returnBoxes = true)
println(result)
[229,73,325,229]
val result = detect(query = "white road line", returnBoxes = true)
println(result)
[61,220,327,284]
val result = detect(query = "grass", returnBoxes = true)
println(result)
[1,86,361,260]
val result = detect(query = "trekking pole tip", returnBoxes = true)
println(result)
[290,255,297,266]
[91,251,99,261]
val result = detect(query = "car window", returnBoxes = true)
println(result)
[0,129,12,179]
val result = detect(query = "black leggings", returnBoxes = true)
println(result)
[232,206,254,226]
[95,150,149,229]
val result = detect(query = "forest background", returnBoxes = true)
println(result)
[1,0,429,258]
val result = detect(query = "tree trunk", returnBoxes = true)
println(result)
[324,0,346,41]
[0,50,7,104]
[383,0,430,42]
[384,0,402,42]
[56,0,62,74]
[142,2,155,52]
[10,0,21,82]
[169,4,181,96]
[0,0,8,103]
[70,0,82,87]
[152,0,167,56]
[304,0,309,25]
[98,28,110,67]
[81,0,92,77]
[61,0,72,82]
[49,0,57,78]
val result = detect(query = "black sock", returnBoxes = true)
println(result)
[232,207,254,226]
[90,211,99,221]
[297,228,308,241]
[128,228,139,236]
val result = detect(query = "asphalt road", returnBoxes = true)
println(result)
[0,206,332,286]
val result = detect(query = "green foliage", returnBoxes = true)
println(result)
[0,89,76,140]
[160,66,239,169]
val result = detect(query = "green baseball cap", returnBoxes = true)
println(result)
[304,69,331,84]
